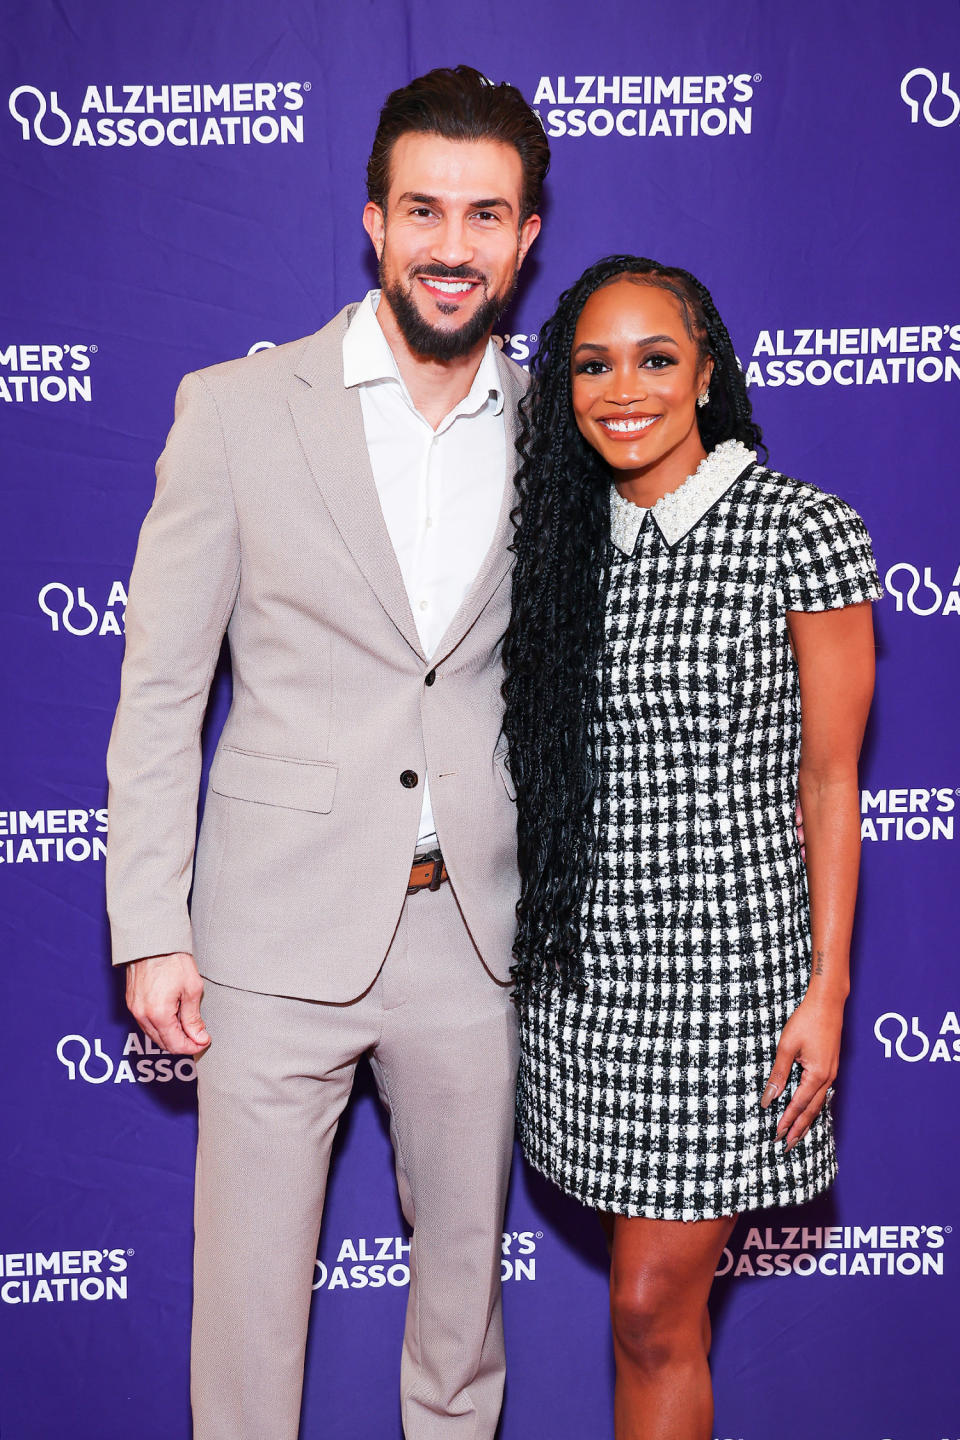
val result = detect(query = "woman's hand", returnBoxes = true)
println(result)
[760,993,845,1152]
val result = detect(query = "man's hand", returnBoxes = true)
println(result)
[125,952,210,1056]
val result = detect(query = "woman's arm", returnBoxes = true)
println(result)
[760,601,876,1150]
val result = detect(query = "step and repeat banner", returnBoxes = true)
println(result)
[1,1,958,1436]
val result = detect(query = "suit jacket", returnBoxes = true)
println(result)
[106,304,525,1001]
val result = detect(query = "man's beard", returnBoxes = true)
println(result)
[380,260,517,362]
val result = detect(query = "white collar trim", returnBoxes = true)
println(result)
[609,439,757,555]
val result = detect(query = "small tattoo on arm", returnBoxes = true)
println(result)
[814,950,825,977]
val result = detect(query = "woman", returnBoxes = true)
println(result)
[502,256,881,1440]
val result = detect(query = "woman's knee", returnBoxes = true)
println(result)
[610,1275,703,1374]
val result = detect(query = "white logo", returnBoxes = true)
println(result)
[312,1229,541,1293]
[247,335,538,367]
[493,332,537,366]
[8,81,308,149]
[0,343,95,403]
[874,1011,960,1064]
[744,324,960,389]
[57,1031,197,1085]
[884,564,960,616]
[0,808,107,865]
[900,69,960,127]
[1,1247,131,1305]
[38,580,127,636]
[716,1223,949,1279]
[860,788,956,843]
[532,72,758,139]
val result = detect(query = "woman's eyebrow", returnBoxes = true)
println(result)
[572,333,679,356]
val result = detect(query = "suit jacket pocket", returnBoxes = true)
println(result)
[209,747,338,813]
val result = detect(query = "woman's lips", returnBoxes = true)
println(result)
[596,414,661,439]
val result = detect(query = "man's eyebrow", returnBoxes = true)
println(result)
[572,333,679,356]
[397,191,514,213]
[470,196,514,213]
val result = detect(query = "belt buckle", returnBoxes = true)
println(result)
[409,848,443,896]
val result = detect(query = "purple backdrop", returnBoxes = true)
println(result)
[2,2,958,1436]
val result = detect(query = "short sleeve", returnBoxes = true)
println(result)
[780,492,883,612]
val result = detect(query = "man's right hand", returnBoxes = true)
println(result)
[125,952,210,1056]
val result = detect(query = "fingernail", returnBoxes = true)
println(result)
[761,1083,779,1106]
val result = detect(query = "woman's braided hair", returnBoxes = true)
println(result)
[501,254,764,995]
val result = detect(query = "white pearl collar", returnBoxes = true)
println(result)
[609,439,757,555]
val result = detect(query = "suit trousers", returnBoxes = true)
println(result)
[191,880,519,1439]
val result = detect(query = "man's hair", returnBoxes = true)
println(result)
[367,65,550,225]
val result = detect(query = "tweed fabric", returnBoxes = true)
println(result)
[517,454,882,1220]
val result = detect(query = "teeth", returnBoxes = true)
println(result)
[601,416,657,433]
[423,279,475,294]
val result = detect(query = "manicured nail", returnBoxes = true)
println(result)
[761,1083,779,1106]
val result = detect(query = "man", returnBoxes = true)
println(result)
[106,65,547,1440]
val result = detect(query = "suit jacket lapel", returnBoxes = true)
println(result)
[288,308,426,660]
[431,352,526,665]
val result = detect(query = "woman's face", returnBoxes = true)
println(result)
[570,277,713,490]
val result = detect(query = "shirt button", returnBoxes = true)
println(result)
[419,599,429,611]
[425,670,436,687]
[400,770,419,789]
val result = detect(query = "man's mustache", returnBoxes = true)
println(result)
[409,263,487,285]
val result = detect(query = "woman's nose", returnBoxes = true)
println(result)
[604,369,648,405]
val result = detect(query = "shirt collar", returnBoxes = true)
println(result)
[609,439,757,555]
[342,288,504,418]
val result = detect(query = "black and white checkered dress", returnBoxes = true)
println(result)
[517,441,882,1220]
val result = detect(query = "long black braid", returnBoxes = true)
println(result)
[502,255,765,996]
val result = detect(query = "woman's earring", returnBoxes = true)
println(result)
[697,391,709,409]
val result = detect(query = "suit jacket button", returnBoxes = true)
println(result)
[400,770,419,789]
[424,669,436,686]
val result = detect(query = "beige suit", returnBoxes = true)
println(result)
[107,303,522,1000]
[106,305,526,1438]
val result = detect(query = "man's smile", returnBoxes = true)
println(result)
[417,276,482,300]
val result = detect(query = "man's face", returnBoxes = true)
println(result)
[363,132,540,361]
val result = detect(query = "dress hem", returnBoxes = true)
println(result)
[519,1143,837,1223]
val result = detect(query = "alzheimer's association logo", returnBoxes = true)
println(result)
[1,343,95,404]
[900,69,960,127]
[874,1010,960,1064]
[532,71,759,140]
[8,80,309,149]
[884,563,960,617]
[38,579,127,636]
[57,1031,197,1085]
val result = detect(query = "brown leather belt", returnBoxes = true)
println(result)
[407,849,448,895]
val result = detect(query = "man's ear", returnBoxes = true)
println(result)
[362,202,385,261]
[516,213,541,269]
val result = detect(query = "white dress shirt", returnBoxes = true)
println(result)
[342,289,507,847]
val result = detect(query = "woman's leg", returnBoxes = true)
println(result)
[609,1213,737,1440]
